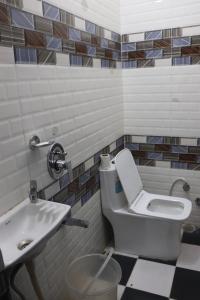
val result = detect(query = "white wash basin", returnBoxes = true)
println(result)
[0,198,70,269]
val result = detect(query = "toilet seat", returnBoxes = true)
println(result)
[129,190,191,221]
[115,149,192,222]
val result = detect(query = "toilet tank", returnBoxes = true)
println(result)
[100,161,127,212]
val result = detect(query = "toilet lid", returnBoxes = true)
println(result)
[115,149,143,206]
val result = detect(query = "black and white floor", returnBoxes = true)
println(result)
[116,231,200,300]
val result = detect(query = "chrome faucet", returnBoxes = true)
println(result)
[169,177,190,196]
[29,180,38,203]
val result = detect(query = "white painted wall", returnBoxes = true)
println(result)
[120,0,200,34]
[23,0,121,33]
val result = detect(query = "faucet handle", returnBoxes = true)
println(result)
[30,180,37,191]
[47,143,69,180]
[56,160,67,170]
[55,151,67,160]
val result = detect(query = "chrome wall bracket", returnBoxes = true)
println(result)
[47,143,68,179]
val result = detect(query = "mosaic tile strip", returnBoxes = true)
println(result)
[1,1,200,69]
[124,135,200,170]
[0,2,120,68]
[122,26,200,68]
[39,138,124,217]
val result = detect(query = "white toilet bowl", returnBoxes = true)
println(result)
[100,149,192,260]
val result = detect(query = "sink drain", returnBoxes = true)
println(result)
[17,239,33,250]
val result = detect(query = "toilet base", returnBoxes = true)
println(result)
[107,211,182,261]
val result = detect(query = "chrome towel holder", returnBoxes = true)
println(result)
[29,135,54,150]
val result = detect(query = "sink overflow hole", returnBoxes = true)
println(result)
[17,239,33,250]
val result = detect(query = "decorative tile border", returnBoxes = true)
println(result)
[0,1,121,68]
[1,1,200,68]
[124,135,200,170]
[121,26,200,68]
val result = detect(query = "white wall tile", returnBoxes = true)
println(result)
[44,181,60,200]
[104,29,112,40]
[116,61,122,69]
[155,58,172,67]
[109,141,116,152]
[129,32,145,42]
[23,0,43,15]
[56,53,70,66]
[155,161,171,168]
[123,66,200,137]
[93,58,101,68]
[47,0,120,32]
[182,25,200,36]
[74,16,86,30]
[0,47,15,64]
[85,156,94,170]
[181,138,197,146]
[131,135,146,143]
[120,0,200,33]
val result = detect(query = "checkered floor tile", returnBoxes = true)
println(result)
[116,231,200,300]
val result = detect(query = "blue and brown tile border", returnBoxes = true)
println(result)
[121,27,200,68]
[0,0,121,68]
[0,0,200,68]
[125,135,200,169]
[37,135,200,216]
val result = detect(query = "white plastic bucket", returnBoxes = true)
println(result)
[66,254,122,300]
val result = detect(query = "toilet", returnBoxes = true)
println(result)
[100,149,192,260]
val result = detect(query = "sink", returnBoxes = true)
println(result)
[0,198,71,270]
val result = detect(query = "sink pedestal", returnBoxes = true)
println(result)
[26,261,45,300]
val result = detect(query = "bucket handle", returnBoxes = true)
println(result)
[80,247,114,298]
